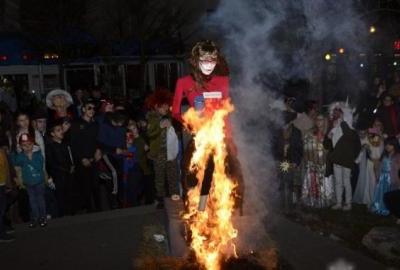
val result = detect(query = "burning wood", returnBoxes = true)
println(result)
[133,249,289,270]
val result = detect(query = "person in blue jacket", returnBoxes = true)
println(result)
[13,133,47,228]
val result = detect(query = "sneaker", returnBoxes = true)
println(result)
[0,234,15,243]
[39,218,47,227]
[28,221,37,228]
[171,194,180,201]
[331,204,342,210]
[342,204,352,211]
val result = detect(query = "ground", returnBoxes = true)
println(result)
[0,204,394,270]
[0,206,165,270]
[285,204,399,267]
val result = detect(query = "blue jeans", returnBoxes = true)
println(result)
[0,186,5,235]
[26,183,46,221]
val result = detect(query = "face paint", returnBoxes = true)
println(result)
[199,59,217,75]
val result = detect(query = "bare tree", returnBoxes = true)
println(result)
[89,0,199,93]
[20,0,89,88]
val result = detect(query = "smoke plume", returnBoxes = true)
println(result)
[205,0,368,251]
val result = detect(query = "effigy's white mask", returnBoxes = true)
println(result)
[199,61,216,75]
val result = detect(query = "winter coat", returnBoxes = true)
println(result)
[325,121,361,169]
[70,118,99,162]
[272,124,303,166]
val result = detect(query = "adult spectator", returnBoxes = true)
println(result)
[72,89,85,118]
[376,94,400,137]
[273,111,303,212]
[325,103,361,211]
[97,111,126,206]
[70,99,99,212]
[45,89,75,123]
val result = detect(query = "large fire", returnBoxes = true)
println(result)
[182,99,238,270]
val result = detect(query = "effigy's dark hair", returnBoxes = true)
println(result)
[189,40,229,88]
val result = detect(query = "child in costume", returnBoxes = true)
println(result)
[301,114,333,208]
[146,89,179,209]
[353,128,383,205]
[371,137,400,215]
[12,133,47,227]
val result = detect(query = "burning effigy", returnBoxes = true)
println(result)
[134,40,288,270]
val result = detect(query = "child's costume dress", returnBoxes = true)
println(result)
[371,156,392,215]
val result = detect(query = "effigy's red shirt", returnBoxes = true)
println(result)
[172,75,230,122]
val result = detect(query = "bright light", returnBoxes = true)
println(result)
[394,62,398,66]
[339,48,345,54]
[360,63,364,68]
[370,26,376,33]
[325,53,331,61]
[44,53,59,60]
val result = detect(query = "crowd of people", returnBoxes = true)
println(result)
[0,87,182,243]
[275,73,400,227]
[1,40,400,247]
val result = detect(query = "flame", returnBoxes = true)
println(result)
[182,99,238,270]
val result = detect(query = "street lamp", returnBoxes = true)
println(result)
[339,48,345,54]
[325,53,331,61]
[369,26,376,33]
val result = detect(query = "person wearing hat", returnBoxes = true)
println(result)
[70,98,100,212]
[12,133,47,227]
[32,108,48,139]
[45,89,74,123]
[272,111,303,213]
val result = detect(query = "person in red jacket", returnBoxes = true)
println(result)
[172,40,243,213]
